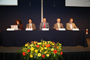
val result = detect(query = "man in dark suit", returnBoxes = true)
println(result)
[39,18,49,30]
[53,18,64,30]
[26,19,36,30]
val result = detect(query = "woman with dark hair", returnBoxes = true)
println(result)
[15,19,23,30]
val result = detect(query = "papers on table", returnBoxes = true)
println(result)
[25,28,33,31]
[72,28,79,31]
[42,28,49,31]
[6,28,15,31]
[59,28,66,31]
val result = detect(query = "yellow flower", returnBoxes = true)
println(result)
[25,44,28,46]
[30,44,34,47]
[52,43,55,45]
[43,41,45,43]
[51,48,54,51]
[46,54,49,57]
[44,51,47,54]
[22,48,27,51]
[59,43,62,46]
[44,47,47,49]
[47,41,50,43]
[41,47,44,50]
[30,54,33,58]
[38,53,41,57]
[37,42,42,45]
[35,50,38,53]
[40,50,42,52]
[50,42,52,44]
[60,48,62,50]
[31,47,34,51]
[45,42,47,44]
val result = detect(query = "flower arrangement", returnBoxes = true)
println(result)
[18,40,63,60]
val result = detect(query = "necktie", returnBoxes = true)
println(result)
[58,23,59,28]
[44,23,45,28]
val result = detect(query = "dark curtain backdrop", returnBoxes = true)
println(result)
[0,0,90,38]
[0,0,41,30]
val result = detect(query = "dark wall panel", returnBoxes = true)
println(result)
[43,0,90,38]
[0,0,41,30]
[0,0,90,38]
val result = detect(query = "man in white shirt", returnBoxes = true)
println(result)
[66,18,78,30]
[53,18,64,30]
[26,19,36,30]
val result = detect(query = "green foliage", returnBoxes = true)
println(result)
[17,40,63,60]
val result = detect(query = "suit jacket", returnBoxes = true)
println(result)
[53,23,64,29]
[39,22,49,30]
[15,24,23,30]
[66,23,77,30]
[26,23,36,30]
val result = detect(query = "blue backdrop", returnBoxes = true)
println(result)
[0,0,90,38]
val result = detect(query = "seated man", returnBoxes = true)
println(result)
[53,18,64,30]
[26,19,36,30]
[66,18,78,30]
[39,18,49,30]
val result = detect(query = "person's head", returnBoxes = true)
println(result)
[69,18,73,23]
[57,18,61,23]
[28,19,32,23]
[43,18,46,23]
[15,19,22,25]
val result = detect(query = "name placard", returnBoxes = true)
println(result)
[25,28,33,31]
[72,28,79,31]
[42,28,49,31]
[59,28,66,31]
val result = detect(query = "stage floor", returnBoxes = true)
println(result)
[0,39,90,53]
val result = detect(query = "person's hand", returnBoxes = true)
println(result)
[18,28,21,30]
[56,28,59,30]
[27,27,28,28]
[70,29,72,30]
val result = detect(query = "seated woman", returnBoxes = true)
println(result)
[15,19,23,30]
